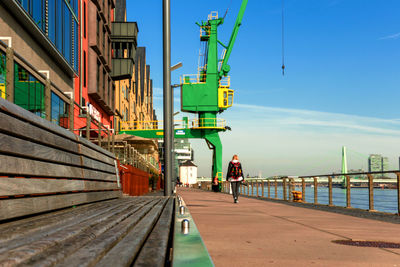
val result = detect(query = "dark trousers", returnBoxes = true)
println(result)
[230,181,240,200]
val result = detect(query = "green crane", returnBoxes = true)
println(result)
[181,0,248,191]
[120,1,248,192]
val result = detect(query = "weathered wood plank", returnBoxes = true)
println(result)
[0,191,121,221]
[96,198,169,267]
[82,156,116,173]
[43,198,162,267]
[0,112,80,154]
[76,135,115,159]
[0,178,118,196]
[0,154,83,179]
[0,199,121,245]
[0,132,82,166]
[133,197,174,267]
[0,97,77,142]
[79,143,115,166]
[0,155,117,181]
[0,198,153,266]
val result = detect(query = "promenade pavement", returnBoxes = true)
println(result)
[177,188,400,267]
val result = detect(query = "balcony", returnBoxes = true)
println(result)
[111,58,134,80]
[111,22,138,81]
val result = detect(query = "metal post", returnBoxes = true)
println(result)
[98,123,102,148]
[314,177,318,204]
[44,79,51,121]
[397,173,400,216]
[289,179,293,202]
[328,176,333,206]
[163,0,172,196]
[346,175,351,208]
[267,180,270,198]
[367,174,374,211]
[283,179,287,201]
[5,47,14,102]
[107,129,111,151]
[86,112,91,140]
[112,133,115,154]
[256,180,259,197]
[302,178,306,203]
[69,97,74,132]
[274,179,277,199]
[262,180,264,197]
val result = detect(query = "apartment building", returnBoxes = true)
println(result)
[0,0,78,128]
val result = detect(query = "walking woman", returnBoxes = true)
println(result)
[226,155,244,203]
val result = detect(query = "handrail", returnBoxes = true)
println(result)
[198,170,400,215]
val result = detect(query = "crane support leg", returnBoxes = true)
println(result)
[205,130,223,192]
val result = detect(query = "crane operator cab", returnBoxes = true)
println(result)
[218,88,234,109]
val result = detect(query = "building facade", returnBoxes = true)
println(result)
[179,160,198,185]
[0,0,78,129]
[368,154,389,173]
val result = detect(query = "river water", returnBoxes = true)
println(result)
[245,186,398,214]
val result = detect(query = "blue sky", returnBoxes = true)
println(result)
[127,0,400,177]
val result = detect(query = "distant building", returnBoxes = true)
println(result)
[175,139,193,165]
[179,160,198,185]
[368,154,382,172]
[382,157,389,172]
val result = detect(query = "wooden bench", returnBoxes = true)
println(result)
[0,97,121,221]
[0,98,211,266]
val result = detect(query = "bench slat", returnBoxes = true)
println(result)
[133,197,174,267]
[0,98,77,142]
[0,178,118,197]
[0,112,80,154]
[0,132,81,166]
[96,198,169,267]
[57,198,164,267]
[0,191,121,221]
[0,199,122,245]
[0,154,117,181]
[3,198,157,266]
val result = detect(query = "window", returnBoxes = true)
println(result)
[83,3,86,38]
[0,51,6,99]
[48,0,56,43]
[17,0,78,71]
[83,51,86,87]
[32,0,45,31]
[63,2,72,64]
[73,20,79,71]
[51,92,69,129]
[14,62,45,118]
[56,0,63,52]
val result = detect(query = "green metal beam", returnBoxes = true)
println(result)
[219,0,248,77]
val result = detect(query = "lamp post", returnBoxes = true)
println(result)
[163,0,172,196]
[163,0,183,195]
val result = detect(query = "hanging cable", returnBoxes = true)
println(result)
[281,0,285,76]
[223,0,234,19]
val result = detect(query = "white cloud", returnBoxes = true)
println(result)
[379,32,400,40]
[190,103,400,177]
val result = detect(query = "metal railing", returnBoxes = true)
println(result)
[200,170,400,215]
[121,118,227,131]
[180,73,207,84]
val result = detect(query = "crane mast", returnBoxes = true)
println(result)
[181,0,248,191]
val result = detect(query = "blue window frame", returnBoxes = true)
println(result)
[48,0,56,44]
[51,92,69,128]
[16,0,79,72]
[63,2,72,64]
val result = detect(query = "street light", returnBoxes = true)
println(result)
[162,0,182,196]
